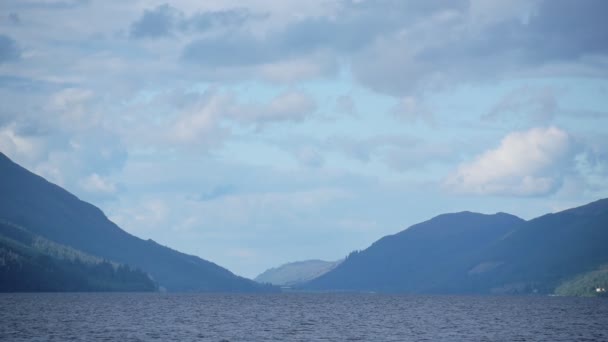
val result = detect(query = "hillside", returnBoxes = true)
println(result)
[0,220,156,292]
[457,198,608,294]
[304,211,524,293]
[304,199,608,295]
[255,259,341,286]
[0,152,275,292]
[554,265,608,297]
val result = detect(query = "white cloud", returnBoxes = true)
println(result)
[80,173,118,194]
[445,127,572,196]
[0,124,46,165]
[167,91,229,147]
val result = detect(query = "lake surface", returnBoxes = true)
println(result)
[1,293,607,341]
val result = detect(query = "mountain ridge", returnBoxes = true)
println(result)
[303,199,608,295]
[305,211,524,293]
[0,151,275,292]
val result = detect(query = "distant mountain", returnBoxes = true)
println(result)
[0,220,156,292]
[305,211,524,293]
[304,199,608,295]
[255,259,341,286]
[0,152,275,292]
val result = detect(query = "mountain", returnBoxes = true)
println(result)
[304,211,524,293]
[255,259,341,286]
[457,198,608,294]
[0,152,275,292]
[304,199,608,295]
[0,220,156,292]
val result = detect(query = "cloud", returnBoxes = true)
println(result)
[0,124,46,165]
[445,127,573,196]
[352,0,608,95]
[483,86,559,123]
[166,89,317,146]
[129,4,258,40]
[236,90,317,125]
[182,32,278,67]
[483,85,608,124]
[166,90,229,147]
[523,0,608,63]
[179,0,467,82]
[185,8,258,33]
[80,172,118,195]
[49,88,100,129]
[129,4,182,39]
[325,134,421,164]
[7,0,89,10]
[124,0,608,91]
[0,35,20,63]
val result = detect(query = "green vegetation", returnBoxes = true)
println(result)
[555,266,608,297]
[0,221,157,292]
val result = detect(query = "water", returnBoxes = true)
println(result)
[1,293,607,341]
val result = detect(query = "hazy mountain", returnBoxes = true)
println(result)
[305,211,524,293]
[304,199,608,295]
[0,152,275,292]
[0,220,156,292]
[255,259,341,286]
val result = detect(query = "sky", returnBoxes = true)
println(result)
[1,0,607,278]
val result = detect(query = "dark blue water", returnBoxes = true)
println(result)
[1,293,607,341]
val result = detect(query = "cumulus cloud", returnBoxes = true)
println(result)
[445,127,573,196]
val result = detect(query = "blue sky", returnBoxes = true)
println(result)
[1,0,607,278]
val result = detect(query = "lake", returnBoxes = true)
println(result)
[1,293,607,341]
